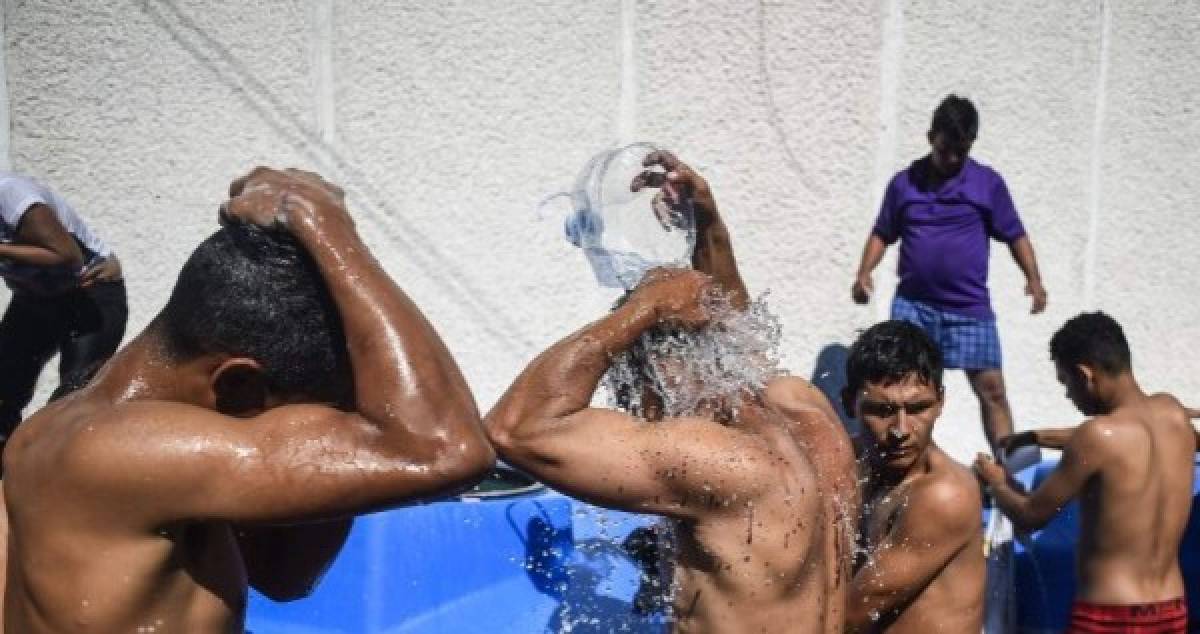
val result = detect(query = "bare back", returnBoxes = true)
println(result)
[1074,394,1194,603]
[671,385,857,633]
[4,399,247,633]
[2,167,495,633]
[489,367,858,634]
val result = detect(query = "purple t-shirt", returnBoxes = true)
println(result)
[873,157,1026,320]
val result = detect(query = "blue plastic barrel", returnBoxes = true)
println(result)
[245,491,664,633]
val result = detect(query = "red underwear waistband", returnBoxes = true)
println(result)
[1068,597,1187,633]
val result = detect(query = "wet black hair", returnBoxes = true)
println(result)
[845,320,943,395]
[931,94,979,144]
[607,291,670,415]
[1050,311,1131,376]
[154,223,351,403]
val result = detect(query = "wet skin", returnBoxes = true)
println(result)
[2,168,494,633]
[977,364,1195,605]
[845,375,985,633]
[488,154,857,633]
[488,274,855,633]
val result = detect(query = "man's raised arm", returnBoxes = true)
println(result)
[633,151,749,308]
[235,168,493,502]
[486,269,771,518]
[74,168,493,525]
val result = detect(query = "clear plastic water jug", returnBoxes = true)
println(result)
[541,142,697,289]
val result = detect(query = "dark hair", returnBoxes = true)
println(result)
[931,94,979,144]
[154,224,350,402]
[845,320,943,395]
[612,324,678,411]
[606,291,671,415]
[1050,312,1131,375]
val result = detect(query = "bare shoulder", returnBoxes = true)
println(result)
[1148,392,1191,425]
[12,402,113,468]
[762,377,857,510]
[4,399,110,475]
[763,375,836,418]
[764,377,847,439]
[2,400,186,523]
[1067,416,1130,453]
[8,399,233,487]
[910,451,982,533]
[1145,393,1196,454]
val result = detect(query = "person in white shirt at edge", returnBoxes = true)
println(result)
[0,172,126,468]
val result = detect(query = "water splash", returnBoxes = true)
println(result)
[603,290,785,420]
[594,290,785,624]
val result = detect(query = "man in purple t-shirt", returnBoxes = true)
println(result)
[851,95,1047,452]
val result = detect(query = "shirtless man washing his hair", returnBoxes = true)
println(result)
[2,168,494,632]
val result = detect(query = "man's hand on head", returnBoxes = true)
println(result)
[632,267,713,329]
[221,167,352,235]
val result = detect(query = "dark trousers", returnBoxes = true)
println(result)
[0,280,128,440]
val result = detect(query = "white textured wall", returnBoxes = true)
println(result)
[2,0,1197,462]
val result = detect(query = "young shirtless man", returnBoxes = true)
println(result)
[2,167,494,632]
[976,312,1194,633]
[486,151,857,633]
[845,320,985,633]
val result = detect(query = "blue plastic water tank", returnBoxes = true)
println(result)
[244,491,664,633]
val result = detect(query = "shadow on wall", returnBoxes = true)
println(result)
[809,343,861,437]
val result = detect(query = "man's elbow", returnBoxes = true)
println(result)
[482,408,534,461]
[483,413,515,456]
[37,243,83,271]
[61,247,84,270]
[434,428,496,489]
[41,232,85,270]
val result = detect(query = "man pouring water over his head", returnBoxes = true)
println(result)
[487,150,858,632]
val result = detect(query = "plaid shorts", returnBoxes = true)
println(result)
[890,295,1002,369]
